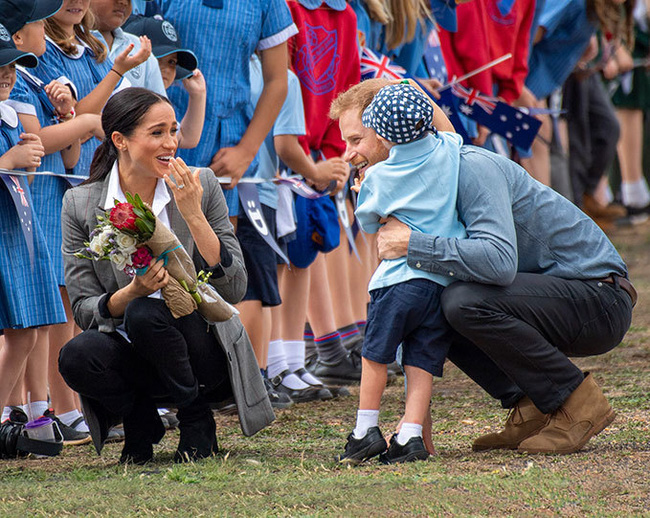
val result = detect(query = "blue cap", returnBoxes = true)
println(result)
[0,23,37,67]
[362,84,435,144]
[287,195,340,269]
[0,0,62,35]
[430,0,457,33]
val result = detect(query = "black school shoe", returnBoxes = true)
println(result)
[379,434,429,464]
[336,426,387,465]
[43,409,91,446]
[270,369,333,402]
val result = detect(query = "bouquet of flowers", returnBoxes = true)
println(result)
[76,193,236,322]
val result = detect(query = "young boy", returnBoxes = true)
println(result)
[337,83,466,464]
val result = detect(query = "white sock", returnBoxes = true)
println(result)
[1,407,11,422]
[278,372,311,390]
[397,422,422,445]
[353,409,379,439]
[621,179,650,208]
[285,339,324,386]
[58,409,89,432]
[267,339,289,379]
[27,400,49,420]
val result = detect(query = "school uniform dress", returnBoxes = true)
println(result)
[93,28,167,96]
[0,102,66,329]
[355,132,467,376]
[33,37,115,176]
[161,0,297,216]
[10,67,70,285]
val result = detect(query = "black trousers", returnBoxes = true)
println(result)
[59,298,231,418]
[441,273,633,413]
[563,72,620,203]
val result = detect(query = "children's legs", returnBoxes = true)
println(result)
[47,288,80,414]
[359,358,387,410]
[349,231,371,324]
[307,254,338,337]
[617,108,650,208]
[402,365,433,425]
[521,101,552,186]
[324,229,356,330]
[0,328,38,410]
[279,264,310,341]
[23,327,50,416]
[237,300,269,369]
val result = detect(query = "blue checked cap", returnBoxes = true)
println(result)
[362,84,435,144]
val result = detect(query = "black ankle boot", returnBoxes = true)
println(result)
[174,398,218,463]
[119,398,165,465]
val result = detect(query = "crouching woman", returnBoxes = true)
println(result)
[58,88,273,464]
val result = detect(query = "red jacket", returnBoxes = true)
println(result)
[485,0,535,103]
[287,1,360,158]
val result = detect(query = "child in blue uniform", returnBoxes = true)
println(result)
[336,83,466,464]
[33,0,150,176]
[0,26,66,454]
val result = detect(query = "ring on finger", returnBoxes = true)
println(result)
[177,184,185,190]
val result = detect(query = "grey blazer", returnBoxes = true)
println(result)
[61,167,274,437]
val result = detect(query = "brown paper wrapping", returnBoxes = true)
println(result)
[144,217,235,322]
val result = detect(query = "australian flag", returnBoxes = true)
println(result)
[0,173,35,264]
[360,47,541,149]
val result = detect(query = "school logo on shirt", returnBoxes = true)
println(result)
[487,0,516,26]
[295,23,339,96]
[0,24,11,42]
[161,21,178,42]
[131,63,142,79]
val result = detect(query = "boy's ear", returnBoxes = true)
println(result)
[376,134,394,149]
[12,31,23,47]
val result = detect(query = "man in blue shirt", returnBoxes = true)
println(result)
[330,79,635,455]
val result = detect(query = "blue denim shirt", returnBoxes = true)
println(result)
[407,146,628,285]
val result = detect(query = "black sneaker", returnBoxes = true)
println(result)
[336,426,387,465]
[308,353,362,385]
[379,434,430,464]
[43,409,92,446]
[293,368,350,398]
[270,370,333,402]
[263,378,293,410]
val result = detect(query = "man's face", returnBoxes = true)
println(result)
[339,108,389,177]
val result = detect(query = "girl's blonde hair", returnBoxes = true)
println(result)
[363,0,390,25]
[383,0,431,50]
[45,9,107,63]
[587,0,635,48]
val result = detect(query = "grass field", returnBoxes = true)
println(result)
[1,224,649,517]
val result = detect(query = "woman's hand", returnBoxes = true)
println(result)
[112,37,152,75]
[45,80,75,116]
[164,157,204,221]
[130,258,169,297]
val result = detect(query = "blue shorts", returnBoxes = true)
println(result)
[237,204,281,307]
[363,278,452,377]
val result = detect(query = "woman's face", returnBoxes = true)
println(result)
[158,53,178,90]
[91,0,132,33]
[0,64,17,102]
[117,102,179,179]
[53,0,91,30]
[14,21,46,57]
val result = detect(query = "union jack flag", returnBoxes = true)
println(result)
[360,48,407,81]
[450,84,498,114]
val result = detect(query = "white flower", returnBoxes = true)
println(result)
[89,234,105,256]
[98,226,113,247]
[110,251,132,270]
[115,231,137,255]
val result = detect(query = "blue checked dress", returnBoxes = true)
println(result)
[161,0,297,216]
[0,105,66,329]
[10,68,70,285]
[32,37,115,177]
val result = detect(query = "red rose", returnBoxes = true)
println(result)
[131,246,154,270]
[109,202,138,232]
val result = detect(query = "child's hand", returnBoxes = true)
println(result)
[312,157,349,192]
[208,144,255,189]
[113,37,152,75]
[351,175,362,193]
[45,80,75,116]
[182,69,206,97]
[3,133,45,170]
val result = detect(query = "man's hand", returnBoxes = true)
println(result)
[376,216,411,260]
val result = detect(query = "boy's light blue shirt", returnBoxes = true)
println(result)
[408,146,628,284]
[93,28,167,97]
[356,132,467,291]
[249,55,306,209]
[526,0,595,99]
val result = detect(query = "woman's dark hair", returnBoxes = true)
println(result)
[84,88,172,184]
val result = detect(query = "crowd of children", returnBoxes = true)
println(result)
[0,0,646,463]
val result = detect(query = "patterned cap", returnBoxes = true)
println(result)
[362,84,435,144]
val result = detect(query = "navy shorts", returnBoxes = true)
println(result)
[363,278,452,377]
[237,204,281,307]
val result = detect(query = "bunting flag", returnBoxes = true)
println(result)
[0,173,35,264]
[237,182,290,265]
[359,47,541,149]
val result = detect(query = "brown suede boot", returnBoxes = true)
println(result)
[517,373,616,454]
[472,396,549,451]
